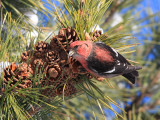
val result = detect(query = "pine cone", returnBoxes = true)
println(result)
[31,58,47,73]
[92,30,103,40]
[17,62,33,78]
[41,80,63,97]
[21,50,35,63]
[58,27,78,44]
[34,41,49,58]
[3,62,33,89]
[41,80,77,97]
[50,36,60,51]
[93,30,102,37]
[45,63,61,83]
[21,50,30,62]
[41,87,56,97]
[59,49,68,65]
[56,83,77,96]
[50,27,79,52]
[42,63,79,97]
[45,50,60,64]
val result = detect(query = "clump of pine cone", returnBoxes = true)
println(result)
[1,27,103,97]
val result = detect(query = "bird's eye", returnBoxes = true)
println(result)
[74,45,79,49]
[84,43,88,47]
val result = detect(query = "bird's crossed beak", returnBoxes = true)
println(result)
[68,50,75,58]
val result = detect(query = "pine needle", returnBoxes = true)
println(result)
[121,50,136,54]
[96,100,107,120]
[62,73,70,101]
[116,43,141,51]
[126,59,140,64]
[104,96,126,114]
[104,79,115,88]
[99,99,125,119]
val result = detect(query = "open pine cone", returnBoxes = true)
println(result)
[3,62,33,90]
[21,50,31,62]
[50,27,79,52]
[34,41,49,58]
[91,30,103,41]
[45,63,61,83]
[45,50,60,64]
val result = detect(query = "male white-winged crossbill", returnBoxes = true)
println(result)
[69,41,142,84]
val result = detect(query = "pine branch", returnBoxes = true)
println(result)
[0,0,149,119]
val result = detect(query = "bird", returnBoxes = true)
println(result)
[68,41,142,84]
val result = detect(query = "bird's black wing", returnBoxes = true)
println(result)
[87,42,141,83]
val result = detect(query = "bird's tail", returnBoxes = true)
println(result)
[122,66,142,84]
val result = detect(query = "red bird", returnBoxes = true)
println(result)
[69,41,142,84]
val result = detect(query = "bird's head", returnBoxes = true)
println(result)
[69,41,92,61]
